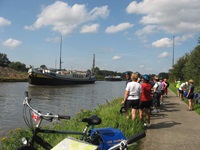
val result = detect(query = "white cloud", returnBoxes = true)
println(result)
[158,52,169,58]
[105,22,133,33]
[135,25,157,36]
[80,24,99,33]
[126,0,200,34]
[152,38,172,48]
[112,55,121,60]
[0,17,11,26]
[3,38,22,48]
[139,65,145,68]
[24,1,109,35]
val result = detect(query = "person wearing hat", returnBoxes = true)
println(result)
[125,72,132,85]
[179,81,188,101]
[139,74,152,127]
[122,72,141,120]
[186,79,195,111]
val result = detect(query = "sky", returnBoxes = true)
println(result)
[0,0,200,75]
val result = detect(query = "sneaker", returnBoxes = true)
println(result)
[144,123,151,127]
[157,109,160,113]
[160,102,163,105]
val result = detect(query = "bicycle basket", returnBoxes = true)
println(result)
[89,127,126,150]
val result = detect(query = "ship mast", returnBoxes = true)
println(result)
[92,54,95,74]
[59,36,62,70]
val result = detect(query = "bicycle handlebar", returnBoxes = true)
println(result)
[23,91,71,121]
[108,131,146,150]
[127,130,146,144]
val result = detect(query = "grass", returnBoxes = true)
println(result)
[169,82,200,115]
[0,98,143,150]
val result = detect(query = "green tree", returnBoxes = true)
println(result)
[9,61,27,71]
[0,53,10,67]
[184,45,200,85]
[169,53,189,81]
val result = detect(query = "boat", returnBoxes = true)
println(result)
[28,37,96,86]
[104,75,122,81]
[28,68,96,85]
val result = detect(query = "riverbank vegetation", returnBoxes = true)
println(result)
[168,42,200,89]
[0,98,143,150]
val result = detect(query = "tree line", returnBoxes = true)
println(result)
[0,53,27,71]
[169,37,200,87]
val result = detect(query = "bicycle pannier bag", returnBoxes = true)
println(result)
[89,127,126,150]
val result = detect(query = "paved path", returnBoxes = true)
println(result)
[139,89,200,150]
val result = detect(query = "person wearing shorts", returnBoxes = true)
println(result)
[179,82,188,100]
[122,73,141,120]
[139,75,152,127]
[186,79,195,111]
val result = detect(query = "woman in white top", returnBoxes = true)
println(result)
[122,73,142,120]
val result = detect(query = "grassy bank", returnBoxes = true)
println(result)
[0,67,28,82]
[169,82,200,115]
[0,98,143,150]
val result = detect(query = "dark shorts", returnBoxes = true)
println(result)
[161,90,164,95]
[187,93,194,99]
[125,99,139,109]
[179,90,183,94]
[139,100,152,109]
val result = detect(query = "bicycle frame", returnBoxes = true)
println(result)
[18,91,145,150]
[18,91,101,150]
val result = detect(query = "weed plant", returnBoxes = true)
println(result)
[0,98,143,150]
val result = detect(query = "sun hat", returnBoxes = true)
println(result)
[120,106,127,113]
[189,79,194,83]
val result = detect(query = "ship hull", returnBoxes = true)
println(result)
[28,71,95,86]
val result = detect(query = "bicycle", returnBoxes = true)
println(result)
[17,91,145,150]
[194,90,200,104]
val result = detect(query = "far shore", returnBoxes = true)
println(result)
[0,78,28,82]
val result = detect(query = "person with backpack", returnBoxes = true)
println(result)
[152,76,162,113]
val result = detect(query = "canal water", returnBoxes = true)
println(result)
[0,81,126,138]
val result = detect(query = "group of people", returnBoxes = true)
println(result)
[175,79,195,111]
[121,72,169,127]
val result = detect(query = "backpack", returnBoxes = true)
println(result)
[155,82,162,95]
[89,127,126,150]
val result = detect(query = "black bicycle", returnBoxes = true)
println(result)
[17,91,145,150]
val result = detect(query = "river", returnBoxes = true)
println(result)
[0,81,126,138]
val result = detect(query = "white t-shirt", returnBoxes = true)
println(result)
[125,81,142,100]
[179,83,187,91]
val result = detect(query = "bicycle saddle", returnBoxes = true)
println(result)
[82,115,102,125]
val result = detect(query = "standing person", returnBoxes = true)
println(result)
[186,80,195,111]
[122,73,141,120]
[175,78,181,96]
[160,77,167,105]
[152,76,162,113]
[164,78,170,97]
[125,72,132,85]
[139,75,152,127]
[179,82,188,101]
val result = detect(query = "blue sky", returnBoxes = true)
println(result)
[0,0,199,74]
